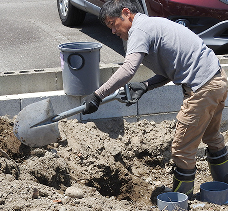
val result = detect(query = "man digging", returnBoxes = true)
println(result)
[82,0,228,199]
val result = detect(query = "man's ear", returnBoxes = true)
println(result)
[122,8,131,18]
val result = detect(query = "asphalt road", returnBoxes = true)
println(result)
[0,0,125,72]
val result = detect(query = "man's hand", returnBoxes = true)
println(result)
[127,82,148,106]
[82,92,102,115]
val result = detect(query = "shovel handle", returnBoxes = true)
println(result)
[52,89,120,122]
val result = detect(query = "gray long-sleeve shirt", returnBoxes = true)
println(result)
[96,13,220,99]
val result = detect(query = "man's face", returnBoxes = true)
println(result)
[105,9,133,41]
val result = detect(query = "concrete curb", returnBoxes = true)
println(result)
[2,84,228,128]
[0,63,153,96]
[1,62,227,96]
[1,56,228,125]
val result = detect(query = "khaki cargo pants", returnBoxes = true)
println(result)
[172,68,228,170]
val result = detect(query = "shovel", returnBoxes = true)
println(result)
[13,85,132,147]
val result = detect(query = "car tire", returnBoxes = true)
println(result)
[57,0,86,26]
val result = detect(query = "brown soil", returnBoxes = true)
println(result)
[0,116,228,210]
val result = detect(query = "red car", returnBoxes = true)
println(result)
[57,0,228,54]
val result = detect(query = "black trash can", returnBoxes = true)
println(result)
[59,42,102,96]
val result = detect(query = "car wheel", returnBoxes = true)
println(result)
[57,0,86,26]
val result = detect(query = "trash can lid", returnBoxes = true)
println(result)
[58,42,102,53]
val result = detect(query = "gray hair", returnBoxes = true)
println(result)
[99,0,138,25]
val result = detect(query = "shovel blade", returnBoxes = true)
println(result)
[13,98,60,147]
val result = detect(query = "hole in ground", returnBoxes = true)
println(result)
[85,151,170,203]
[4,71,15,75]
[86,165,133,201]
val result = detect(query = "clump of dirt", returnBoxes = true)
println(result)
[0,116,228,210]
[0,117,30,161]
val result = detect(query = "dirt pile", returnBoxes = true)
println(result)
[0,116,228,210]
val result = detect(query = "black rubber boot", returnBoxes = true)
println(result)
[206,147,228,183]
[172,166,196,199]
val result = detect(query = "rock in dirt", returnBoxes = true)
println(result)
[65,186,84,198]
